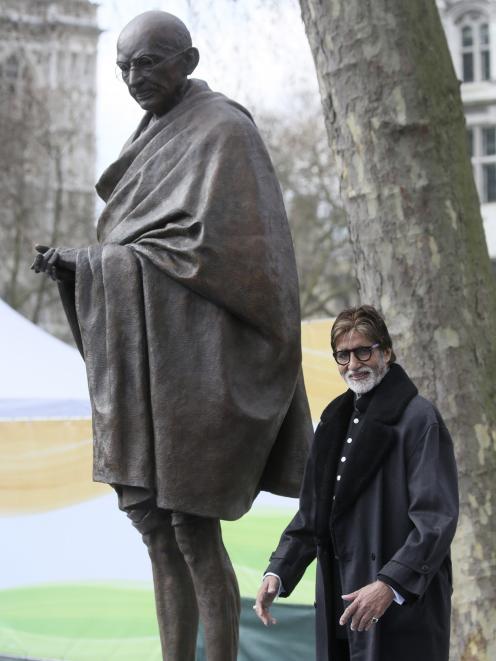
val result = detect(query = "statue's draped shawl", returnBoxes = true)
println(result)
[61,79,311,520]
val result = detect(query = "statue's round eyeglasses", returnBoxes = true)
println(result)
[333,343,380,366]
[116,50,189,81]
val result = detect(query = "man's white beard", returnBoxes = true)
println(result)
[343,355,389,395]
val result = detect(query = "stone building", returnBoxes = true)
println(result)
[0,0,99,340]
[438,0,496,259]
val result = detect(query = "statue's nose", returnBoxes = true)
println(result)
[128,67,145,85]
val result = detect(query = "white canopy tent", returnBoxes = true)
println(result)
[0,298,90,419]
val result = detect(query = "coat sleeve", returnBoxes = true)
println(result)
[378,420,458,598]
[265,442,318,597]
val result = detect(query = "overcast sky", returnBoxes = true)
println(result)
[95,0,319,175]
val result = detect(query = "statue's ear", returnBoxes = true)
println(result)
[183,47,199,75]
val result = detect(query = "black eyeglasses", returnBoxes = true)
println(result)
[333,343,380,366]
[116,49,189,81]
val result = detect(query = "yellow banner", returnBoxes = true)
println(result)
[0,319,344,514]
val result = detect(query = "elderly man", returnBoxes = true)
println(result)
[32,10,312,661]
[255,305,458,661]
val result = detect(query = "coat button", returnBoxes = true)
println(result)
[422,564,430,572]
[353,418,359,424]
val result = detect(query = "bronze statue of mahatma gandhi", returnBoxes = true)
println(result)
[32,10,312,661]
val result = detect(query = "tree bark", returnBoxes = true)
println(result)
[299,0,496,658]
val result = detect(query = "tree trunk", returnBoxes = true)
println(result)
[299,0,496,658]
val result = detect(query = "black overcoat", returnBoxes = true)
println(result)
[266,364,459,661]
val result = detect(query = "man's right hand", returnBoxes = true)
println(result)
[31,244,78,281]
[254,575,280,627]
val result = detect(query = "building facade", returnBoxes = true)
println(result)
[439,0,496,258]
[0,0,99,340]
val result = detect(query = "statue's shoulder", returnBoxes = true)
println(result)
[189,79,256,134]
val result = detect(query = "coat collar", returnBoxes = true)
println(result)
[320,363,417,426]
[314,364,418,534]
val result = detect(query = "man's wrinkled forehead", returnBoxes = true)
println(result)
[335,329,373,350]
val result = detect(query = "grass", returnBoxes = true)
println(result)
[0,584,161,661]
[222,507,316,603]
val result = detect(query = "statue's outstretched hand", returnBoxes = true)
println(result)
[254,575,280,627]
[31,244,78,281]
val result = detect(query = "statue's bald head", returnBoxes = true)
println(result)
[116,11,199,116]
[117,11,193,55]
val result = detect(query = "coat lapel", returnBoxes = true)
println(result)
[312,364,418,531]
[313,391,354,541]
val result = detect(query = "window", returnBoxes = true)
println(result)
[480,22,491,80]
[467,126,474,157]
[459,13,491,82]
[467,126,496,203]
[462,25,474,81]
[0,55,20,94]
[5,55,19,81]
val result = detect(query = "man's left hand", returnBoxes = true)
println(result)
[339,580,394,632]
